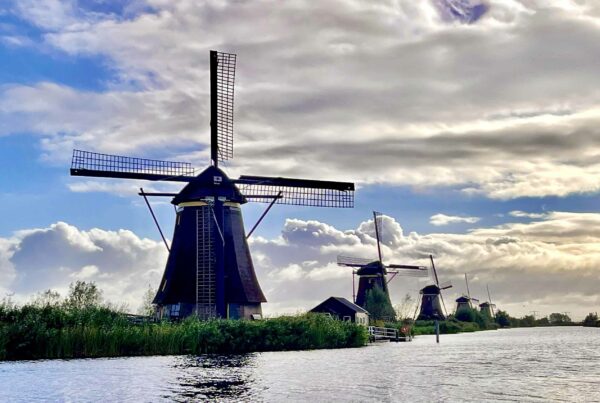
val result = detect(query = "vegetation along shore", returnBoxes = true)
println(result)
[0,282,367,361]
[2,282,597,361]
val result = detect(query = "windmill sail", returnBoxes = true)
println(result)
[71,149,195,182]
[236,175,354,207]
[337,255,376,267]
[211,51,236,164]
[438,280,453,290]
[373,211,383,262]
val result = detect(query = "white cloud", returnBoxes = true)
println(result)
[509,210,548,219]
[70,265,100,280]
[430,213,481,226]
[250,212,600,319]
[11,0,80,31]
[67,178,183,197]
[0,35,34,47]
[2,1,600,199]
[1,213,600,319]
[0,222,167,309]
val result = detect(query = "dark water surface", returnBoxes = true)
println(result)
[1,327,599,402]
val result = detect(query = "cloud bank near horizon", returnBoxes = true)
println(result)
[2,1,600,199]
[1,212,599,319]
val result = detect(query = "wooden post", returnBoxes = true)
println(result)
[435,320,440,344]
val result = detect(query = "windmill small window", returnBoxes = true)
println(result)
[170,303,181,317]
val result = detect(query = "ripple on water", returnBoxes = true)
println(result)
[0,327,600,402]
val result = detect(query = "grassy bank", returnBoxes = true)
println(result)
[384,307,499,337]
[411,319,491,335]
[0,304,368,361]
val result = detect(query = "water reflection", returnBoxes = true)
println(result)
[167,354,259,401]
[1,327,599,402]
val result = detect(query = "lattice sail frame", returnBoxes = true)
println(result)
[239,183,354,208]
[438,280,453,290]
[71,149,195,180]
[386,267,429,278]
[215,51,236,162]
[337,255,377,267]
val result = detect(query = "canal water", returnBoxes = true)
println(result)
[1,327,599,402]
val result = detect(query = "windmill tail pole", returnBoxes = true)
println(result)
[440,293,449,318]
[412,296,421,322]
[246,191,283,239]
[140,188,170,252]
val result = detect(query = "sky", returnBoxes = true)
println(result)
[1,0,600,320]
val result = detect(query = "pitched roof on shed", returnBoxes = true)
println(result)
[330,297,368,314]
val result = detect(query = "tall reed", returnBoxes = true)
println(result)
[0,303,368,361]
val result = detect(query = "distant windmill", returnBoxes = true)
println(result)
[337,211,428,318]
[455,273,479,313]
[416,255,453,321]
[70,50,355,320]
[479,284,496,319]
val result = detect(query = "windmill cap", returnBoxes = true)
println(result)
[172,165,246,205]
[420,284,441,294]
[356,260,386,276]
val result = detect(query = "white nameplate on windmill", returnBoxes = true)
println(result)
[214,176,223,185]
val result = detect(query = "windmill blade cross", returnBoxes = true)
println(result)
[70,149,195,182]
[236,175,354,208]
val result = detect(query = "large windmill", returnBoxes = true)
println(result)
[416,255,453,321]
[70,50,355,320]
[337,211,427,318]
